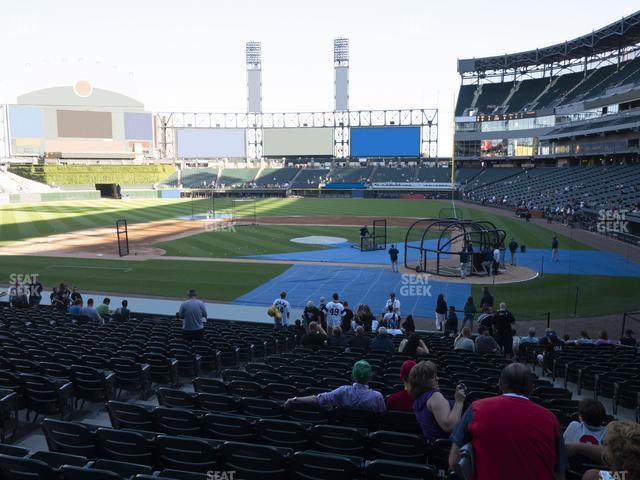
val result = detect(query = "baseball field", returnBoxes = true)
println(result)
[1,197,638,320]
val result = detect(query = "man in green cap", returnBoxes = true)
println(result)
[284,360,386,413]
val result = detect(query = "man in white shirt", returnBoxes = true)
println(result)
[384,293,401,318]
[563,399,608,445]
[273,291,291,327]
[325,293,345,331]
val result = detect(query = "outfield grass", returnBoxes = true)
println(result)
[0,256,288,301]
[1,197,588,251]
[471,274,640,320]
[157,225,411,257]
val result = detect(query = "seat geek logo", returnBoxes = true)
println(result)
[399,273,432,297]
[206,471,235,480]
[597,209,629,234]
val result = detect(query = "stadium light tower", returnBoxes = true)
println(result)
[334,38,349,112]
[246,41,262,113]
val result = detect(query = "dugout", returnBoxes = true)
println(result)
[404,218,506,276]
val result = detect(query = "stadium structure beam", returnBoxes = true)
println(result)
[458,10,640,81]
[0,105,8,159]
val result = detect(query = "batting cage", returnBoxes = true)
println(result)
[404,218,505,276]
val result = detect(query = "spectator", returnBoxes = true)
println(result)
[68,298,82,315]
[8,282,27,307]
[302,301,321,332]
[620,329,637,347]
[401,314,416,334]
[399,333,430,355]
[575,330,592,345]
[384,292,401,318]
[563,399,608,445]
[178,289,207,341]
[273,291,291,328]
[58,283,71,310]
[475,326,499,353]
[96,298,111,318]
[570,422,640,480]
[50,287,65,311]
[382,305,399,329]
[70,287,82,305]
[355,303,374,332]
[318,297,328,332]
[385,360,416,412]
[408,361,465,441]
[325,293,345,332]
[285,360,386,413]
[479,287,494,310]
[444,305,458,336]
[454,327,475,351]
[113,299,130,322]
[341,301,354,332]
[301,321,327,349]
[348,325,371,351]
[493,302,516,358]
[80,298,104,326]
[449,363,567,480]
[327,326,348,349]
[520,327,539,345]
[28,278,43,306]
[477,306,494,336]
[435,294,447,332]
[594,330,611,346]
[460,296,476,332]
[292,319,306,343]
[371,327,395,352]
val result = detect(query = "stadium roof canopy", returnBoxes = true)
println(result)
[458,10,640,74]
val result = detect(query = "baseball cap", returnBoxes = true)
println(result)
[399,360,416,382]
[352,360,373,383]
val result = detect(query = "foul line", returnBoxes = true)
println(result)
[45,265,133,272]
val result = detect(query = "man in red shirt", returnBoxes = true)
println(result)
[385,360,415,411]
[449,363,567,480]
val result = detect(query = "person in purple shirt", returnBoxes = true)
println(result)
[284,360,386,413]
[408,360,466,441]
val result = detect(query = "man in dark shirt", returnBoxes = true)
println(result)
[360,225,370,238]
[449,363,567,480]
[371,327,395,352]
[348,326,371,351]
[388,244,400,272]
[29,279,43,305]
[492,302,516,359]
[301,322,327,349]
[620,329,637,347]
[508,238,518,266]
[459,249,469,279]
[551,236,559,262]
[341,301,354,332]
[479,287,494,310]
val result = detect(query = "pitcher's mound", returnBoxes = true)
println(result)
[290,236,348,245]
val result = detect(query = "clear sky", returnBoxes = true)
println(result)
[2,0,638,155]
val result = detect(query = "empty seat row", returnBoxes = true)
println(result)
[0,449,440,480]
